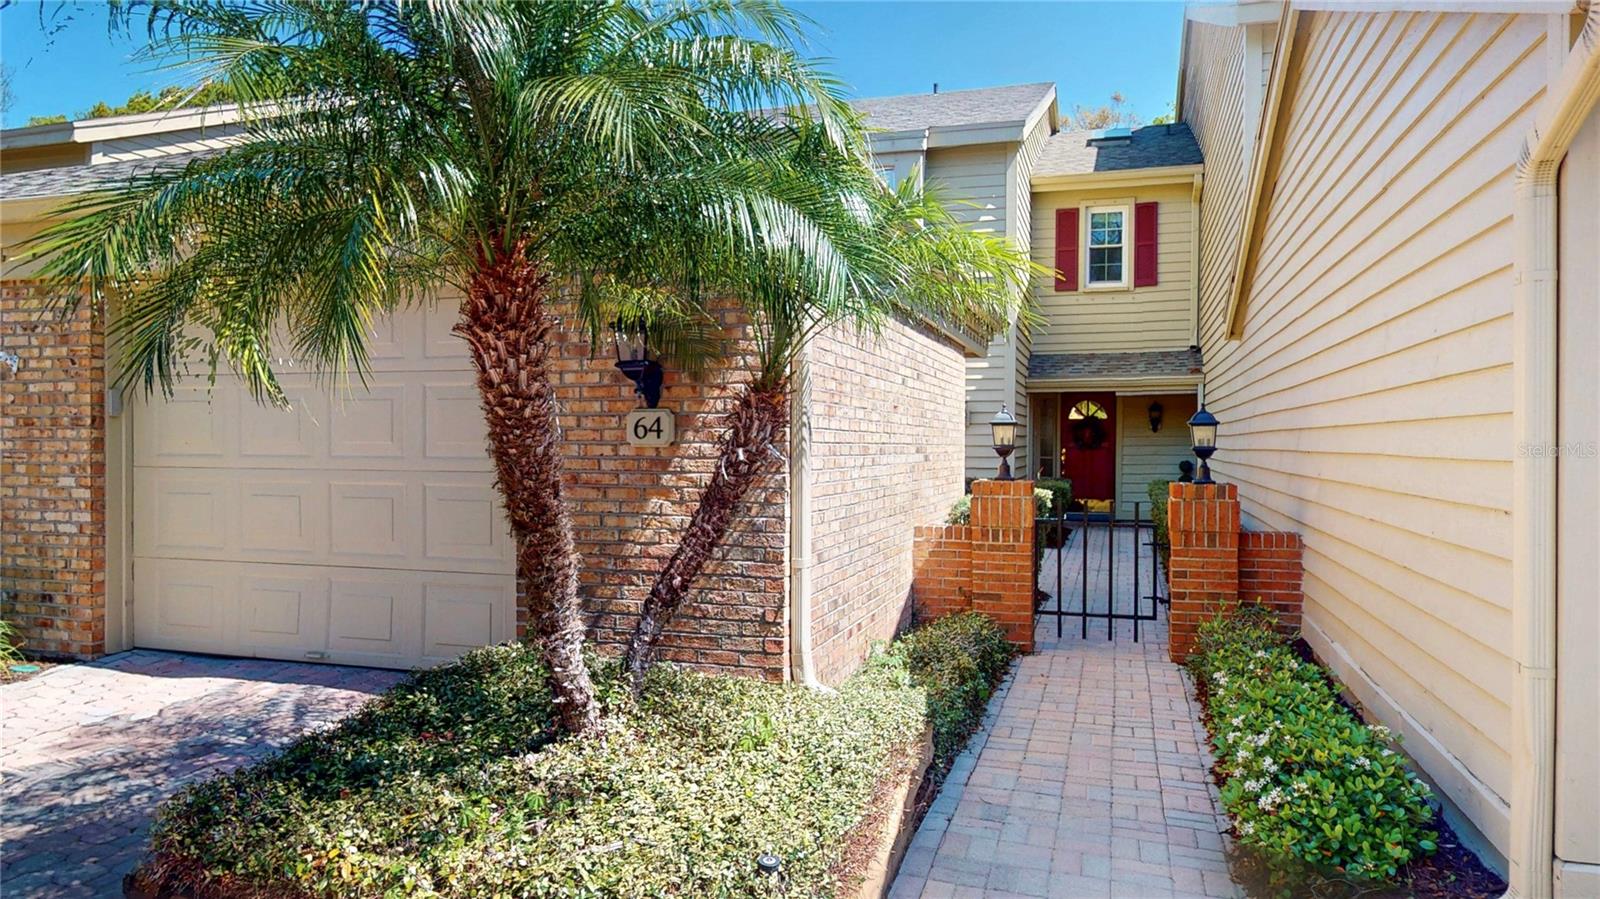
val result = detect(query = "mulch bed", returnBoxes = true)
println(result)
[0,658,60,684]
[1192,641,1506,899]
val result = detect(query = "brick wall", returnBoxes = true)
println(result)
[1239,531,1304,632]
[549,298,789,680]
[1167,481,1303,661]
[0,282,107,658]
[807,317,968,684]
[911,479,1036,652]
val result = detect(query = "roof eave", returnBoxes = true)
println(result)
[1,102,247,150]
[1030,163,1203,192]
[1027,374,1203,393]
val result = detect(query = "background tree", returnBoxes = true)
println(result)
[1067,91,1143,130]
[28,0,870,736]
[621,136,1042,687]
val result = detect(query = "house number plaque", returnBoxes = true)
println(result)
[626,408,675,447]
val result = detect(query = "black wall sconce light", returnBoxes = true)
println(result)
[612,320,664,408]
[1147,401,1164,433]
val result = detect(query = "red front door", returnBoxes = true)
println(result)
[1059,393,1116,504]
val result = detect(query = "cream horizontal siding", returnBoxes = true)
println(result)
[1183,20,1251,355]
[1009,115,1053,478]
[1029,182,1195,354]
[90,124,248,163]
[929,143,1020,481]
[1115,392,1196,520]
[1195,10,1551,859]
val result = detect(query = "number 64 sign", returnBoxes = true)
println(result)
[626,408,675,447]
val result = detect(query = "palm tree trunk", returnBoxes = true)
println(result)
[625,382,788,690]
[455,249,600,736]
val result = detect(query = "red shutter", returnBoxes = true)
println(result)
[1133,201,1159,287]
[1054,208,1079,292]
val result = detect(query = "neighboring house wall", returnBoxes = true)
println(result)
[806,316,968,685]
[1007,114,1053,478]
[1115,392,1196,520]
[1183,20,1254,355]
[929,143,1025,481]
[0,282,108,658]
[1029,182,1197,354]
[1188,9,1555,864]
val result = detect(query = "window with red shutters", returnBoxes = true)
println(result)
[1055,207,1079,292]
[1133,201,1159,287]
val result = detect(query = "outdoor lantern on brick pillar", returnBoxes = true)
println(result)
[990,404,1017,480]
[1188,404,1219,484]
[612,319,664,408]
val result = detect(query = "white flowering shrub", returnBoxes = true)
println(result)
[1190,605,1437,881]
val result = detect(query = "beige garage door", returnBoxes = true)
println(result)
[132,305,517,669]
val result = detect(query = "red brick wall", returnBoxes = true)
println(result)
[911,479,1036,652]
[549,298,788,679]
[1167,481,1303,661]
[0,282,107,658]
[1239,531,1304,631]
[806,318,968,684]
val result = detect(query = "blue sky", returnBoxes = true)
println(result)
[1,1,1185,129]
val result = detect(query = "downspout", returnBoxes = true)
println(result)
[788,343,823,688]
[1508,9,1599,898]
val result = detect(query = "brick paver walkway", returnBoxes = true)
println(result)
[1,651,402,898]
[892,525,1240,898]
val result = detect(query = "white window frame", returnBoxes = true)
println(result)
[1083,203,1131,289]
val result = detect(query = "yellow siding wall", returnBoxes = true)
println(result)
[1192,10,1552,860]
[1009,115,1053,478]
[1029,182,1196,354]
[1115,393,1197,520]
[1183,20,1253,355]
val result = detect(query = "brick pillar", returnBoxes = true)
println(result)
[910,480,1036,652]
[968,479,1035,652]
[1166,482,1240,662]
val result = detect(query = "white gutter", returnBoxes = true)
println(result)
[788,343,822,689]
[1508,7,1599,898]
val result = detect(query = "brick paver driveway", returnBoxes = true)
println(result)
[1,651,403,898]
[892,526,1240,898]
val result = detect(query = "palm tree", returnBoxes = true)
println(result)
[26,0,872,736]
[621,126,1042,687]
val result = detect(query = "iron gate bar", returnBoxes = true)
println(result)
[1033,502,1163,643]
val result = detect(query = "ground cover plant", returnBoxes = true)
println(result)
[133,614,1014,898]
[1189,605,1437,886]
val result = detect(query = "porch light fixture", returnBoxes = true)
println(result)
[990,404,1018,480]
[611,320,664,408]
[1147,401,1164,433]
[1188,404,1220,485]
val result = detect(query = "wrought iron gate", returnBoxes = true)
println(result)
[1033,502,1168,642]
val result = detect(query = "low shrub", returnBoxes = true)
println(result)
[138,615,1015,898]
[1034,478,1072,516]
[1191,605,1437,882]
[1147,479,1172,574]
[945,489,1051,525]
[890,612,1015,767]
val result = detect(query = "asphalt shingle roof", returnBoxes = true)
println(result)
[849,82,1055,132]
[1033,123,1203,177]
[0,152,207,201]
[1028,348,1204,381]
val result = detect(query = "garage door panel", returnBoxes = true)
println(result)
[139,385,234,462]
[237,478,325,556]
[134,304,512,669]
[135,472,232,557]
[328,576,423,666]
[134,558,236,654]
[238,573,329,656]
[423,482,513,566]
[422,579,511,664]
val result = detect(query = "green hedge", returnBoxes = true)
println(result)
[1147,479,1172,574]
[946,488,1052,525]
[1033,478,1072,516]
[1190,605,1436,882]
[137,615,1015,898]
